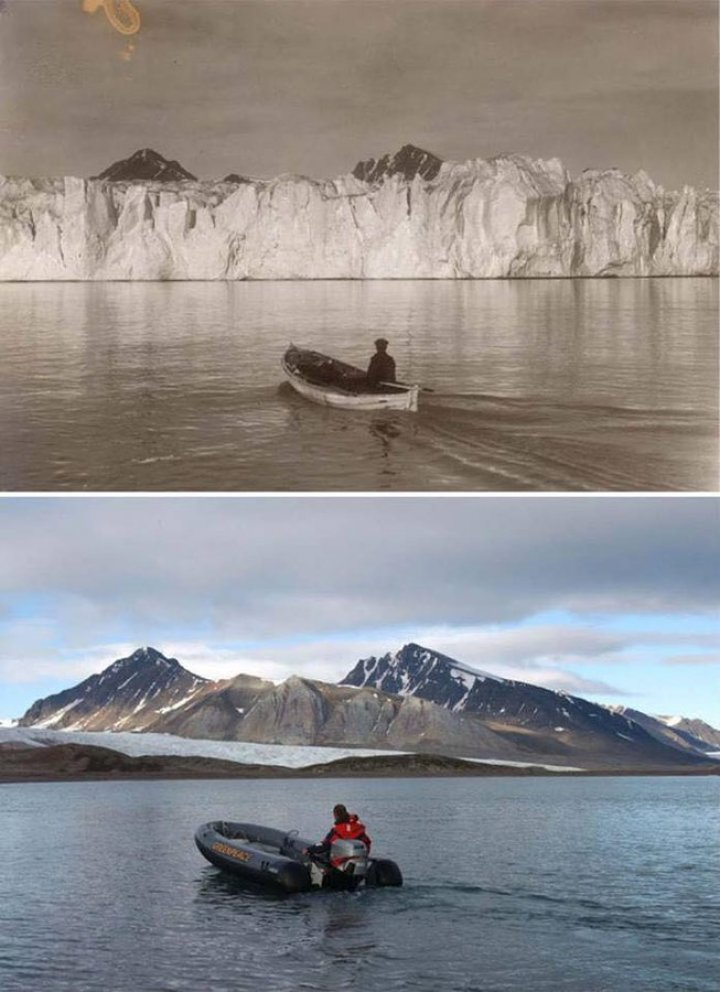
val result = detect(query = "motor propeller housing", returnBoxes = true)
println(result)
[330,838,369,878]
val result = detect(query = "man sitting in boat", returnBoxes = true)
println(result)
[366,338,396,389]
[305,804,372,864]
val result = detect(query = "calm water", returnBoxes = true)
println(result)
[1,776,718,992]
[0,279,716,491]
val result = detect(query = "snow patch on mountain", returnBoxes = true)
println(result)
[155,690,204,715]
[465,757,583,772]
[32,700,82,728]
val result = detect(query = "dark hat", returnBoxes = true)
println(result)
[374,337,389,348]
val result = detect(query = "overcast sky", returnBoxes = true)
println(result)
[0,0,717,189]
[0,496,718,725]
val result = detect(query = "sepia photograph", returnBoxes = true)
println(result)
[0,0,717,491]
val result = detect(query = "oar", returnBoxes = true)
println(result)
[381,380,435,393]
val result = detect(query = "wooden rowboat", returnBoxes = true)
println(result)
[282,345,420,412]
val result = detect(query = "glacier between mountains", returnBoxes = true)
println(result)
[0,727,583,771]
[0,154,716,280]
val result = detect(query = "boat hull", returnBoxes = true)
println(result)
[195,820,403,893]
[282,346,420,412]
[195,821,314,893]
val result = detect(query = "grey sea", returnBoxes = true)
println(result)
[1,776,718,992]
[0,278,716,491]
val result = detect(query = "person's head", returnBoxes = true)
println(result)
[374,338,389,353]
[333,804,350,823]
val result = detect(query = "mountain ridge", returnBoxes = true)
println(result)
[17,645,718,770]
[352,143,444,184]
[340,643,717,766]
[18,647,209,732]
[17,647,523,761]
[610,708,720,753]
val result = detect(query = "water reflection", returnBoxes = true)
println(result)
[0,279,715,490]
[194,867,292,907]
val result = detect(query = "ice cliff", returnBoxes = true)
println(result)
[0,150,716,279]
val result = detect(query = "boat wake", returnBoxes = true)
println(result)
[415,393,716,491]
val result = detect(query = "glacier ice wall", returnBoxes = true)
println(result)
[0,155,716,279]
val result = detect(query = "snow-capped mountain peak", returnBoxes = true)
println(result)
[12,644,716,769]
[595,705,719,757]
[18,647,209,732]
[654,714,720,751]
[340,643,699,763]
[342,642,504,711]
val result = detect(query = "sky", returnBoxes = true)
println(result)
[0,0,717,189]
[0,495,718,726]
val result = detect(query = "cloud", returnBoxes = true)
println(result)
[0,497,716,711]
[493,667,632,698]
[404,624,628,667]
[662,653,720,666]
[0,498,716,649]
[0,619,642,703]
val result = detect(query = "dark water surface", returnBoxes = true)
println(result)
[0,279,716,490]
[2,776,718,991]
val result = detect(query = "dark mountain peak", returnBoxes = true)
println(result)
[93,149,197,183]
[352,144,443,184]
[656,713,720,734]
[340,643,710,767]
[18,647,207,731]
[131,645,164,660]
[137,148,163,162]
[394,143,442,165]
[222,173,252,185]
[397,642,496,674]
[341,643,502,706]
[107,646,179,672]
[637,711,720,753]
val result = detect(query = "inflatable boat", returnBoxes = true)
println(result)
[194,821,403,894]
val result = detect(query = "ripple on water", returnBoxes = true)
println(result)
[0,279,716,490]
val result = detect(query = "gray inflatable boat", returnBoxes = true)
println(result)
[195,821,403,894]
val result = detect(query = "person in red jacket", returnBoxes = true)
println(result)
[306,804,372,862]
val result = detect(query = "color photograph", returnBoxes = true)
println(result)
[1,495,719,991]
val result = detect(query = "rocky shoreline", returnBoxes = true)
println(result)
[1,742,717,783]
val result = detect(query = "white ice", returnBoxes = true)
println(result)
[0,726,582,772]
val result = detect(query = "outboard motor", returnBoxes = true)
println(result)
[327,838,369,889]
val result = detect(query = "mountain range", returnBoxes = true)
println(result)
[16,645,719,771]
[1,145,716,279]
[342,644,720,760]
